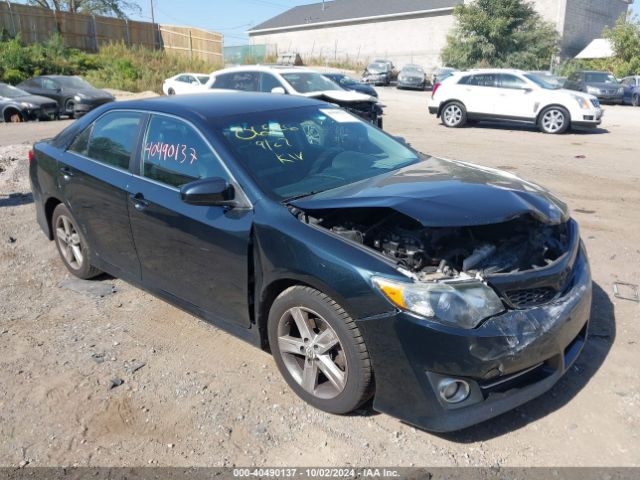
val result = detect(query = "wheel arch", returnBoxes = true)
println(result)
[256,275,354,353]
[43,196,64,240]
[536,103,572,125]
[437,98,466,117]
[3,106,23,122]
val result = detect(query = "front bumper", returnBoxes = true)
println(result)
[74,98,114,115]
[397,80,425,90]
[573,107,603,128]
[24,105,58,121]
[356,245,592,432]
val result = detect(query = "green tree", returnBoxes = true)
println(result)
[603,13,640,76]
[25,0,141,19]
[441,0,559,70]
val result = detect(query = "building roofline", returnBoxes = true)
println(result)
[248,6,455,35]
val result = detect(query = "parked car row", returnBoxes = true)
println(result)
[429,69,603,134]
[1,75,114,123]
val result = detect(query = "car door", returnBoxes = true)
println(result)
[459,73,500,116]
[126,113,253,327]
[61,111,145,279]
[495,74,537,120]
[40,78,65,107]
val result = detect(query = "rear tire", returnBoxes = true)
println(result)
[52,204,101,279]
[267,286,373,414]
[538,106,570,134]
[441,101,467,128]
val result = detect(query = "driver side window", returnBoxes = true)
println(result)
[141,115,227,189]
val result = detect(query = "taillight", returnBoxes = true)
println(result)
[432,83,441,98]
[28,150,34,165]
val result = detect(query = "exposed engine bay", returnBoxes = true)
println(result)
[294,207,570,280]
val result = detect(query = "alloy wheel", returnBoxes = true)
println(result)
[9,112,23,123]
[542,109,565,133]
[55,214,84,270]
[276,306,347,399]
[443,105,463,127]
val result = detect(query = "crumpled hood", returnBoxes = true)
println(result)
[290,157,569,227]
[301,89,376,103]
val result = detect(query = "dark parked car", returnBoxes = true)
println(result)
[432,67,458,85]
[18,75,114,118]
[362,61,393,86]
[30,93,592,432]
[397,64,429,90]
[0,83,58,122]
[621,75,640,106]
[564,70,624,104]
[322,73,378,98]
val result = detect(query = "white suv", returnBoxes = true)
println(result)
[428,69,603,134]
[202,65,384,128]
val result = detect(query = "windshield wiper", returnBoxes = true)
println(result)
[283,191,322,202]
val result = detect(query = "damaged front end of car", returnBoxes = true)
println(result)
[287,161,592,431]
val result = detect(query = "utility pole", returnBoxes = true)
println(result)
[149,0,158,49]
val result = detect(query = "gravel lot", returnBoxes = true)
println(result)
[1,87,639,468]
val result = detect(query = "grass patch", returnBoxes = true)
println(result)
[0,34,220,93]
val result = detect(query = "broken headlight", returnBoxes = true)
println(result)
[372,277,505,329]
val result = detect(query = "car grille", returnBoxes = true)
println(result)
[506,287,557,308]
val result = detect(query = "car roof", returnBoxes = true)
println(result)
[103,92,327,123]
[212,65,317,75]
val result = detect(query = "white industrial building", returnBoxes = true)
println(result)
[248,0,632,71]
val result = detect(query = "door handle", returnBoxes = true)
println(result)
[59,167,74,181]
[129,193,149,211]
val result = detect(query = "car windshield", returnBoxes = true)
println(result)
[56,76,94,89]
[524,74,562,90]
[216,106,420,201]
[0,84,30,98]
[367,63,389,73]
[281,72,340,93]
[585,72,618,84]
[197,76,210,84]
[403,67,423,74]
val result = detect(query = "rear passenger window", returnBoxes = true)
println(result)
[141,115,226,188]
[498,74,527,89]
[68,126,92,156]
[69,112,143,169]
[212,72,259,91]
[468,74,497,87]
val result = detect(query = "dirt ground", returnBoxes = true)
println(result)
[1,87,639,468]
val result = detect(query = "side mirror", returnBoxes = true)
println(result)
[271,87,286,94]
[180,177,236,207]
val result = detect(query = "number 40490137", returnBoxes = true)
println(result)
[144,142,198,164]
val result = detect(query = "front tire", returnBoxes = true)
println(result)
[52,204,101,279]
[168,88,175,96]
[538,106,570,134]
[441,101,467,128]
[267,286,373,414]
[64,99,75,119]
[632,94,639,107]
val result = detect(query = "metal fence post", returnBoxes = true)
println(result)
[125,18,130,46]
[189,29,193,59]
[91,14,98,51]
[6,0,17,37]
